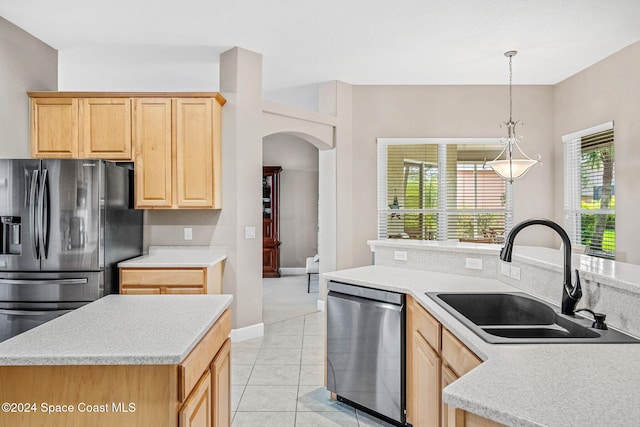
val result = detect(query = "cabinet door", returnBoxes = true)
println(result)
[133,98,173,208]
[211,339,231,427]
[30,98,78,158]
[415,331,441,427]
[442,365,464,427]
[180,370,212,427]
[80,98,132,159]
[175,98,214,208]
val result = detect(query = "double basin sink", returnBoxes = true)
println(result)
[426,292,639,344]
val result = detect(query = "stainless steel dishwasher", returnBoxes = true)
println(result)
[326,280,406,426]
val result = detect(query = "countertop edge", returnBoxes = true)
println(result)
[0,295,233,366]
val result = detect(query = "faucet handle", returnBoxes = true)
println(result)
[568,269,583,301]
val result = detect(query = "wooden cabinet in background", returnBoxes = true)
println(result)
[29,97,78,158]
[119,263,223,295]
[262,166,282,278]
[134,97,223,209]
[406,296,503,427]
[133,98,173,207]
[80,98,132,159]
[29,94,132,160]
[28,91,225,210]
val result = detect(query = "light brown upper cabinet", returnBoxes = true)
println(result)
[29,91,225,209]
[133,97,224,209]
[29,94,132,160]
[30,97,79,158]
[80,98,132,159]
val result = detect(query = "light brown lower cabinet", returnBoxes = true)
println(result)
[0,309,232,427]
[119,263,223,295]
[406,296,503,427]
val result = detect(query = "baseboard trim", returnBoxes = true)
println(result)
[317,299,325,312]
[280,268,306,276]
[230,322,264,342]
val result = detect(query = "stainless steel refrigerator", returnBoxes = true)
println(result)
[0,159,142,342]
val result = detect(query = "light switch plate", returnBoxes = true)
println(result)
[500,263,511,276]
[465,258,483,270]
[184,227,193,241]
[394,251,408,261]
[245,226,256,239]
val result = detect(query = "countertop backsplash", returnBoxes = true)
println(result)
[368,240,640,338]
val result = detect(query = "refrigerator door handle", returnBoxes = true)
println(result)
[0,278,88,285]
[39,168,50,259]
[29,169,40,260]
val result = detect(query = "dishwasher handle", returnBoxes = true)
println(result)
[327,290,404,313]
[328,281,404,305]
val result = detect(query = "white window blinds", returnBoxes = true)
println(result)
[563,122,615,259]
[378,138,512,243]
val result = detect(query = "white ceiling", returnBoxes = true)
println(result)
[2,0,640,91]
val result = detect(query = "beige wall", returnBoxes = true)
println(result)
[350,85,556,266]
[263,134,319,268]
[0,17,57,158]
[553,41,640,264]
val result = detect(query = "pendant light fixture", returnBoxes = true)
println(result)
[485,50,541,182]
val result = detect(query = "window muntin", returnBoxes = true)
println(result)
[378,138,511,243]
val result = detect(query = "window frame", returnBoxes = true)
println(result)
[377,137,513,241]
[563,121,615,259]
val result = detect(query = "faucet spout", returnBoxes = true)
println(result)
[500,218,581,315]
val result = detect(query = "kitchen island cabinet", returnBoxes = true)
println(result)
[0,295,232,427]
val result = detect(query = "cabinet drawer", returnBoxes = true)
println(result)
[165,287,205,294]
[179,309,231,402]
[410,298,441,351]
[441,328,481,377]
[121,287,162,295]
[121,268,205,287]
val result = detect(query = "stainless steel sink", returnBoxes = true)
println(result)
[426,292,639,344]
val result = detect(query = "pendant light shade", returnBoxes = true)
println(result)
[485,51,541,183]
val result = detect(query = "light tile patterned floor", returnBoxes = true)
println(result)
[231,277,395,426]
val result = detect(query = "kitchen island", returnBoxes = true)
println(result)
[0,294,232,427]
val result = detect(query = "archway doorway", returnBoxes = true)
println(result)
[262,133,320,323]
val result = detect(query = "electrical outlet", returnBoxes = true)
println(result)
[245,226,256,239]
[184,227,193,241]
[394,251,408,261]
[510,266,521,280]
[501,263,511,276]
[465,258,483,270]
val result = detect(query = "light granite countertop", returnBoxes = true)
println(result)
[323,265,640,427]
[118,245,227,268]
[0,294,233,366]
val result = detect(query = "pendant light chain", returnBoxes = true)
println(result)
[508,54,513,123]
